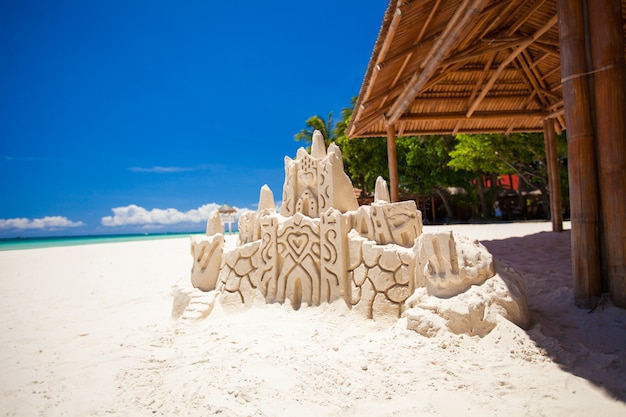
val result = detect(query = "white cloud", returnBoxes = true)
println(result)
[101,204,254,227]
[128,165,203,173]
[0,216,85,231]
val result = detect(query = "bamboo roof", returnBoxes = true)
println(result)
[348,0,626,138]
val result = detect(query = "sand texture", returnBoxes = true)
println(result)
[1,221,625,416]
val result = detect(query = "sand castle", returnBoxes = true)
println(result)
[176,131,530,336]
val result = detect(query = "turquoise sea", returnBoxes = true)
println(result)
[0,232,204,252]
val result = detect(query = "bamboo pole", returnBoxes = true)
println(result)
[360,0,403,108]
[466,14,558,118]
[400,110,546,121]
[386,0,491,125]
[386,123,399,203]
[588,0,626,307]
[557,0,602,308]
[543,118,563,232]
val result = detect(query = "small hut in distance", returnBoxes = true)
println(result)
[218,204,237,234]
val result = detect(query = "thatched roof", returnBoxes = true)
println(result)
[218,204,236,214]
[348,0,626,138]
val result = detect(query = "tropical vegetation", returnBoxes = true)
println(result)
[296,98,568,223]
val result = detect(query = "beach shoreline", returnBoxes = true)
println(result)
[1,221,625,416]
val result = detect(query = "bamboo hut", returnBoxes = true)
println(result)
[348,0,626,309]
[218,204,237,234]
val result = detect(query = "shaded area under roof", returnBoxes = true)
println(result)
[348,0,626,138]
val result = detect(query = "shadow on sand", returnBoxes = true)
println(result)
[482,231,626,403]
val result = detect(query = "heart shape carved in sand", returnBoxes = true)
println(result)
[287,232,309,257]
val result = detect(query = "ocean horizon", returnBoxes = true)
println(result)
[0,231,239,251]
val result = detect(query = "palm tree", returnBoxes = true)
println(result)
[333,96,356,139]
[294,112,334,145]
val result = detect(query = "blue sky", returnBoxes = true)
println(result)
[0,1,385,237]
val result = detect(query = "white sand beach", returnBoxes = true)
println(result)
[1,221,625,416]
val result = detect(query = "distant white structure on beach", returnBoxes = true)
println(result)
[217,204,236,234]
[178,130,530,337]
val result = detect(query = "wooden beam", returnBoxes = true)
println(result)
[389,0,443,89]
[516,53,551,108]
[506,0,549,35]
[588,0,626,307]
[363,60,469,132]
[523,50,558,97]
[454,50,493,135]
[351,109,386,138]
[390,51,414,90]
[376,32,440,71]
[516,50,563,107]
[386,0,492,125]
[544,108,564,118]
[521,51,550,97]
[530,52,551,69]
[400,110,546,121]
[532,41,561,57]
[543,118,563,232]
[455,3,498,53]
[416,0,442,48]
[360,1,404,108]
[478,0,524,39]
[557,0,602,308]
[537,88,561,101]
[466,14,558,117]
[415,66,522,78]
[351,66,485,136]
[556,115,566,133]
[378,94,534,111]
[361,82,406,110]
[443,36,533,67]
[354,127,545,138]
[386,123,399,203]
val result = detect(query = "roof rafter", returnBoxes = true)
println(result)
[515,54,552,109]
[466,13,558,117]
[477,0,525,39]
[386,0,492,125]
[354,127,545,138]
[520,50,559,105]
[453,52,496,134]
[506,0,549,35]
[400,110,546,121]
[359,0,404,110]
[389,0,443,88]
[443,36,533,66]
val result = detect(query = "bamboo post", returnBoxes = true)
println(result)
[588,0,626,307]
[386,123,400,202]
[557,0,602,308]
[543,118,563,232]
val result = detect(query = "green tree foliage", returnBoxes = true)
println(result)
[333,97,388,193]
[400,135,455,194]
[491,132,567,220]
[297,99,568,222]
[399,135,473,220]
[335,136,388,193]
[449,132,568,220]
[294,113,335,146]
[448,134,506,173]
[333,97,356,139]
[448,134,506,217]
